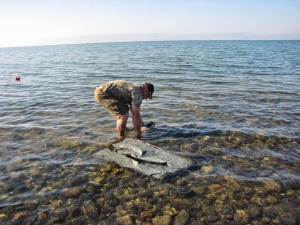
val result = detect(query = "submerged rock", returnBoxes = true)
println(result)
[63,187,84,197]
[173,209,190,225]
[169,186,194,198]
[234,210,250,225]
[152,215,172,225]
[264,180,283,193]
[116,215,134,225]
[81,200,100,220]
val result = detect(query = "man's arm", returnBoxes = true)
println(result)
[130,104,142,136]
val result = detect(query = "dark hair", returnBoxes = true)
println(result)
[145,83,154,99]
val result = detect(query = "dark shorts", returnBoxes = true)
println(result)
[94,86,129,118]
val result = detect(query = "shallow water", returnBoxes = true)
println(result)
[0,41,300,224]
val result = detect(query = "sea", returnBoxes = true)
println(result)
[0,41,300,224]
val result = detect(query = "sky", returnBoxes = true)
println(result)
[0,0,300,47]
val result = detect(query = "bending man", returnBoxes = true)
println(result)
[94,80,154,139]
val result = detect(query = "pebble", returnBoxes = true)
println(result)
[152,215,172,225]
[116,215,133,225]
[12,212,26,223]
[234,210,250,225]
[173,209,189,225]
[141,211,153,219]
[63,186,84,197]
[201,165,214,173]
[169,186,194,198]
[81,200,99,220]
[245,204,261,219]
[264,180,283,192]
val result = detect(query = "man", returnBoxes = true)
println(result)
[94,80,154,139]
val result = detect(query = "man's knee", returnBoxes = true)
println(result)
[118,113,129,120]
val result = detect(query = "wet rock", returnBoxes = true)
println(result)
[12,212,26,223]
[187,203,203,218]
[173,209,189,225]
[191,221,204,225]
[49,199,63,209]
[116,215,133,225]
[222,205,234,219]
[228,180,244,193]
[50,208,68,221]
[201,197,215,206]
[152,215,172,225]
[69,215,87,225]
[262,209,276,219]
[138,189,153,198]
[141,222,155,225]
[246,204,261,219]
[66,175,87,186]
[261,217,272,224]
[113,188,124,198]
[264,180,283,193]
[169,186,194,198]
[266,195,278,204]
[251,221,263,225]
[122,201,136,214]
[279,215,297,225]
[205,215,219,223]
[141,211,153,219]
[161,203,178,216]
[234,210,250,225]
[69,205,81,217]
[0,213,8,221]
[193,186,208,195]
[232,199,247,209]
[63,187,84,197]
[201,166,214,173]
[37,212,47,221]
[251,196,269,207]
[81,200,99,220]
[202,206,218,220]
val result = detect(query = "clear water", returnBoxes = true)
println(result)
[0,41,300,222]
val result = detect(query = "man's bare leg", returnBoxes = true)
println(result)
[116,113,129,138]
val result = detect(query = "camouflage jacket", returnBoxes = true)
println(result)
[100,80,142,107]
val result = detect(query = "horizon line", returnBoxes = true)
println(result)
[1,32,300,48]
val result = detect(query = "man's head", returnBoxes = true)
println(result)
[144,83,154,99]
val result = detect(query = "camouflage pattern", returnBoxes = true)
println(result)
[100,80,142,107]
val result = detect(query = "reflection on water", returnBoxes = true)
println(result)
[0,41,300,224]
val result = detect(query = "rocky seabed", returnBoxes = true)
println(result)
[0,160,300,225]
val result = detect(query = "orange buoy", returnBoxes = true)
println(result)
[15,77,20,81]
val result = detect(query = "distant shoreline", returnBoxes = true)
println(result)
[1,33,300,48]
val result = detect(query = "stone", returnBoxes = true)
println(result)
[116,215,134,225]
[264,180,282,193]
[63,187,84,197]
[141,211,153,219]
[279,215,297,225]
[169,186,194,198]
[173,209,189,225]
[191,221,204,225]
[202,166,214,173]
[81,200,100,220]
[152,215,172,225]
[222,205,234,219]
[234,210,250,225]
[12,212,26,223]
[246,204,261,219]
[0,213,8,220]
